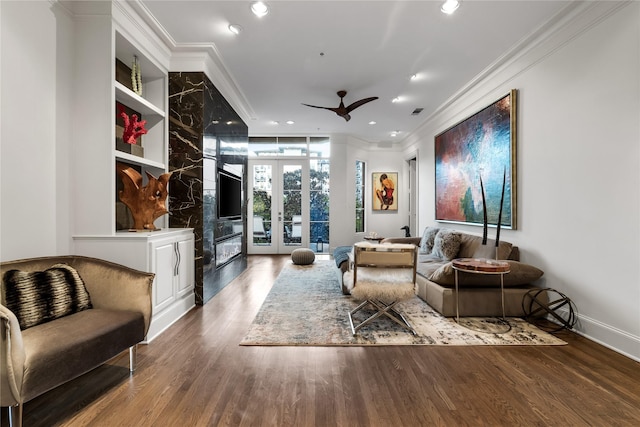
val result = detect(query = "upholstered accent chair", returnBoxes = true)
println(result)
[344,242,418,335]
[1,255,153,427]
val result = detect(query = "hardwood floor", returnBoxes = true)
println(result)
[4,255,639,426]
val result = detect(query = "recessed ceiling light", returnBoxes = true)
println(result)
[226,121,233,125]
[251,2,269,17]
[390,131,400,137]
[410,73,419,81]
[441,0,460,14]
[228,24,243,35]
[369,121,377,125]
[286,120,295,125]
[271,120,280,125]
[392,97,401,103]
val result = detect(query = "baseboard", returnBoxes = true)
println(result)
[143,297,195,344]
[555,307,640,362]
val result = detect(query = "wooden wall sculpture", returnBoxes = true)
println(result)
[117,162,172,230]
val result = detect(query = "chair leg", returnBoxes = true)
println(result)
[370,300,416,335]
[9,403,23,427]
[129,345,137,373]
[348,300,371,335]
[350,303,387,335]
[349,299,416,336]
[385,304,417,335]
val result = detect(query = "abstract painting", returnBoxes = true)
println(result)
[435,90,517,228]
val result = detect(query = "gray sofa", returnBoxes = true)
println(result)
[382,227,546,317]
[1,255,154,427]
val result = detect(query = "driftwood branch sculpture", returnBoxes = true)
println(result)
[117,163,171,230]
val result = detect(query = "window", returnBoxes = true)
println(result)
[355,160,365,232]
[310,158,330,251]
[248,136,308,157]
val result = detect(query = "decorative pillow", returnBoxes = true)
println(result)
[428,260,544,288]
[2,263,92,330]
[431,230,462,260]
[419,226,440,254]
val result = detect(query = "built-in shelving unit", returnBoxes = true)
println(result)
[71,2,195,341]
[112,31,167,205]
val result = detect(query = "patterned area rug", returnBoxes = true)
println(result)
[241,261,566,346]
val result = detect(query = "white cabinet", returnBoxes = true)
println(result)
[74,229,195,342]
[149,233,195,338]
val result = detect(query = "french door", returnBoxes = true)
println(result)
[248,159,309,254]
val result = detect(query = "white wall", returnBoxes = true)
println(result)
[364,143,411,239]
[53,3,75,254]
[403,1,640,360]
[1,1,74,260]
[329,135,410,251]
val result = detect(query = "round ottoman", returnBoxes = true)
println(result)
[291,248,315,265]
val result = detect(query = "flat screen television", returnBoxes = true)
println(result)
[217,170,243,219]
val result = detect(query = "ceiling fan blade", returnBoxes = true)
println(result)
[301,103,330,110]
[302,103,343,116]
[345,97,379,113]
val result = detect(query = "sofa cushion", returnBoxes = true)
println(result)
[2,264,92,330]
[427,260,544,288]
[416,257,446,279]
[419,226,440,254]
[431,229,461,260]
[471,240,514,260]
[455,233,514,260]
[20,308,144,401]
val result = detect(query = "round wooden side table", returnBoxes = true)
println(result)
[452,258,511,333]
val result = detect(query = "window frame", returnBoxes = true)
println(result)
[355,160,366,233]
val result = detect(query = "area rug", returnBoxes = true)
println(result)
[240,261,566,346]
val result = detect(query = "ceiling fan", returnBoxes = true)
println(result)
[302,90,378,122]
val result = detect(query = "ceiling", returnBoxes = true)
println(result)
[140,0,573,144]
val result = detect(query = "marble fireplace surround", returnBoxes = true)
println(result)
[168,71,248,305]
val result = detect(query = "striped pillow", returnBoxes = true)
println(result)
[2,263,92,330]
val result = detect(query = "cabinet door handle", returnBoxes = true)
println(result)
[177,242,181,276]
[174,242,180,276]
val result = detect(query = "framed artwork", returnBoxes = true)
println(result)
[372,172,398,211]
[435,89,517,229]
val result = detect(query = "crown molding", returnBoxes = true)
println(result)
[128,1,254,126]
[169,46,256,125]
